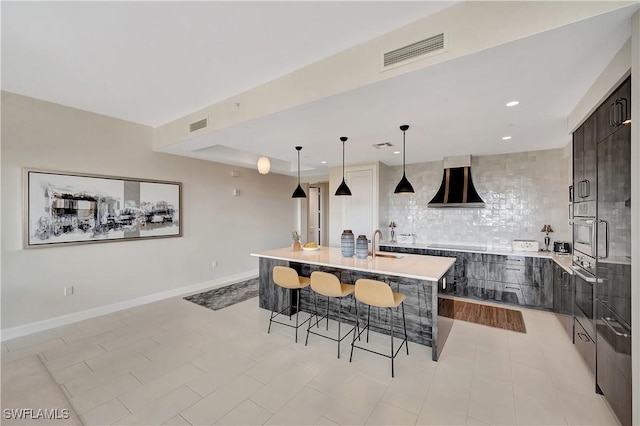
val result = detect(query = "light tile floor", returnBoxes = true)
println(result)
[1,295,621,425]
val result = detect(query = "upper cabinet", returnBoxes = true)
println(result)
[573,114,597,203]
[595,76,631,142]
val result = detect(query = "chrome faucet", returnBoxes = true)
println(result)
[372,229,383,258]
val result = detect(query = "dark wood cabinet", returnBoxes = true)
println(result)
[380,246,555,311]
[595,76,631,143]
[573,114,596,202]
[553,263,573,339]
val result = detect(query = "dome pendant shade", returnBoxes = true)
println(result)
[257,156,271,174]
[335,136,352,196]
[394,124,415,194]
[394,174,415,194]
[335,179,352,196]
[292,184,307,198]
[292,146,307,198]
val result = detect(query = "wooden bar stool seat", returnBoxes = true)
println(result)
[349,278,408,377]
[268,266,311,343]
[305,271,358,358]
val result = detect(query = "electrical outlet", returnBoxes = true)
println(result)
[64,286,74,296]
[212,260,217,268]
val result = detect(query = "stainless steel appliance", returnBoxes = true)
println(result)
[573,217,596,258]
[553,241,571,254]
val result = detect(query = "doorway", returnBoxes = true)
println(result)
[307,183,328,245]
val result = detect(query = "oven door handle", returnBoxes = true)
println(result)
[571,266,597,283]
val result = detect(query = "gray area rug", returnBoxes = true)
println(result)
[184,277,259,311]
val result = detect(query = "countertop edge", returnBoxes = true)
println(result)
[379,243,574,275]
[251,248,455,282]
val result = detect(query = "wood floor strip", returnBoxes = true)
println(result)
[438,298,526,333]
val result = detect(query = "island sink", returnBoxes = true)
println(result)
[373,252,405,259]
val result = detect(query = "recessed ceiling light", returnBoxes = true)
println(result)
[502,136,512,140]
[393,151,400,154]
[321,161,327,164]
[506,101,520,107]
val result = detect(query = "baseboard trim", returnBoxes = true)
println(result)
[1,270,258,342]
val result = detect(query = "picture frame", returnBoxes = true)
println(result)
[24,168,182,248]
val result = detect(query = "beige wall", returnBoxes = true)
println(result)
[1,92,296,332]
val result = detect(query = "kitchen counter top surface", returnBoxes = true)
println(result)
[380,242,574,274]
[251,246,455,282]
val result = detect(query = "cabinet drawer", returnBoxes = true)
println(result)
[574,318,596,374]
[486,264,543,287]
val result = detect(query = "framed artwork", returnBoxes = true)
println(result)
[24,169,182,248]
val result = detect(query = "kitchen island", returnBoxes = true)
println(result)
[251,246,455,361]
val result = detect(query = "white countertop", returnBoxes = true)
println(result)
[380,242,574,274]
[251,246,456,282]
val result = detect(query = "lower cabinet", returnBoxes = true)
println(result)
[553,263,574,339]
[574,317,596,375]
[380,246,555,311]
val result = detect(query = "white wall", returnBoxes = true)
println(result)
[1,92,296,333]
[386,148,570,250]
[155,1,628,149]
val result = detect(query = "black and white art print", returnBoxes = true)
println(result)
[25,169,181,247]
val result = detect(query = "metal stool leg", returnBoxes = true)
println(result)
[402,302,409,355]
[326,296,330,331]
[366,304,371,343]
[294,289,300,343]
[390,307,395,378]
[337,299,342,358]
[349,300,359,363]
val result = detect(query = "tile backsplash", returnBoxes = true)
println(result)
[386,148,570,251]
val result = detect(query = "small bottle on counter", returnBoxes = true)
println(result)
[341,230,354,257]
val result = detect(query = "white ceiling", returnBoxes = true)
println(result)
[2,2,637,176]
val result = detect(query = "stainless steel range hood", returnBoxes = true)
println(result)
[428,155,485,208]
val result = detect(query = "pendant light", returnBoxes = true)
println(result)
[257,156,271,175]
[394,124,415,194]
[291,146,307,198]
[335,136,352,196]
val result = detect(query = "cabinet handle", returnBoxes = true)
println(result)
[577,332,589,342]
[597,219,610,260]
[601,316,630,338]
[610,101,617,127]
[619,98,629,124]
[506,267,522,271]
[584,180,590,198]
[505,286,521,291]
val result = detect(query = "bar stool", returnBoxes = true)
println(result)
[305,271,358,358]
[350,278,408,377]
[268,266,311,343]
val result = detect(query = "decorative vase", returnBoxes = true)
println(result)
[293,240,301,252]
[341,230,354,257]
[356,235,369,259]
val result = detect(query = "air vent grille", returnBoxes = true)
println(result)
[189,118,207,132]
[384,33,444,67]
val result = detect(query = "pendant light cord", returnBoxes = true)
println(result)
[298,150,301,184]
[342,140,345,179]
[402,130,406,175]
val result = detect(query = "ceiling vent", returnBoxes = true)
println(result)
[383,33,445,69]
[373,142,394,149]
[189,118,208,133]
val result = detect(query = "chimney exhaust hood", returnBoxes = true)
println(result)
[428,155,485,208]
